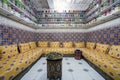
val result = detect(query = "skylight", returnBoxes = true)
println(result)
[53,0,69,12]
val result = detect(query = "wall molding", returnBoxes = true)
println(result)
[36,29,86,33]
[86,18,120,32]
[0,15,36,32]
[36,18,120,33]
[0,15,120,33]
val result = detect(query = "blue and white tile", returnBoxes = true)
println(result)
[21,57,105,80]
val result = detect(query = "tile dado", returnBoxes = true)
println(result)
[35,33,85,42]
[0,24,37,45]
[0,24,85,45]
[86,26,120,45]
[0,24,120,45]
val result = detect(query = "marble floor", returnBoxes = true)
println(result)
[21,57,105,80]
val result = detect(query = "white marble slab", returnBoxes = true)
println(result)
[21,57,105,80]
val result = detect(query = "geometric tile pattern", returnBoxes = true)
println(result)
[0,24,120,45]
[21,57,105,80]
[0,24,36,45]
[85,25,120,45]
[0,24,85,45]
[35,32,85,42]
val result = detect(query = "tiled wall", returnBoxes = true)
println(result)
[35,33,85,42]
[35,25,120,45]
[0,26,2,45]
[0,24,85,45]
[0,24,120,45]
[86,26,120,45]
[0,24,37,45]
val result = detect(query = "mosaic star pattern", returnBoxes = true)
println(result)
[35,32,85,42]
[0,24,36,45]
[0,24,120,45]
[0,24,85,45]
[85,26,120,45]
